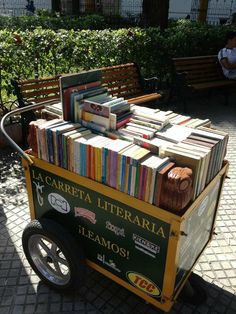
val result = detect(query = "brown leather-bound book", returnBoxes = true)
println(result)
[153,161,175,207]
[160,167,193,211]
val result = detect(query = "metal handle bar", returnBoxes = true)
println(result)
[0,99,61,165]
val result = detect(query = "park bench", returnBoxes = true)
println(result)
[100,63,161,105]
[11,76,61,108]
[171,55,236,110]
[11,63,161,141]
[11,76,61,142]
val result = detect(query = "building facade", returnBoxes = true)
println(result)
[0,0,51,16]
[1,0,236,25]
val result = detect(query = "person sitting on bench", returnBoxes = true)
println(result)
[218,31,236,79]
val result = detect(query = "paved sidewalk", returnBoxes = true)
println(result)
[0,95,236,314]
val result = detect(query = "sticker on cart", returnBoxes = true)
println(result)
[198,196,209,216]
[33,181,44,207]
[74,207,97,224]
[48,193,70,213]
[97,253,121,273]
[106,221,125,237]
[132,234,160,258]
[126,271,161,297]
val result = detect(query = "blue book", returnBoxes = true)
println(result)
[102,147,108,184]
[46,121,68,163]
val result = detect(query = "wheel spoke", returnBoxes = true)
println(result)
[51,242,58,255]
[38,239,50,255]
[53,260,64,276]
[55,254,69,267]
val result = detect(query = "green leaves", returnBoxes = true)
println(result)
[1,22,235,102]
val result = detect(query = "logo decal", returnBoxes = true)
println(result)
[97,253,121,272]
[74,207,96,224]
[132,234,160,258]
[33,181,44,207]
[106,221,125,237]
[48,193,70,213]
[126,271,161,297]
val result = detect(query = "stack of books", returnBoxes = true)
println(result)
[27,100,228,209]
[158,125,228,199]
[80,95,132,132]
[28,118,176,205]
[42,102,63,119]
[62,80,107,121]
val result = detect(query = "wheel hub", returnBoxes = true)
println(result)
[46,255,53,263]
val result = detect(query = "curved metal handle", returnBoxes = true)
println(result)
[0,99,61,165]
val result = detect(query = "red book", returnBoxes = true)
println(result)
[63,81,101,120]
[138,165,145,200]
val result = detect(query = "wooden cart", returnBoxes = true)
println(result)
[1,102,229,312]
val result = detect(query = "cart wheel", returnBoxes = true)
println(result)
[22,218,86,291]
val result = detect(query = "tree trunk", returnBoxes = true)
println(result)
[143,0,169,30]
[198,0,209,23]
[51,0,61,12]
[72,0,80,14]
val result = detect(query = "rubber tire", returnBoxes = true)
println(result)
[178,273,207,305]
[22,218,86,291]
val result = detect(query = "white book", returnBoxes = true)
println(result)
[103,97,125,106]
[156,124,193,143]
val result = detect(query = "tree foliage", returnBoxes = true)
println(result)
[1,21,233,99]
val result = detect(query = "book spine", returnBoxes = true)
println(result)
[120,155,127,192]
[83,101,110,118]
[141,166,148,201]
[130,165,136,196]
[138,165,144,200]
[91,146,95,181]
[82,111,110,130]
[134,164,141,198]
[133,137,159,154]
[97,147,102,182]
[110,100,129,112]
[109,151,116,188]
[81,120,106,133]
[144,167,151,203]
[109,113,117,131]
[116,116,132,129]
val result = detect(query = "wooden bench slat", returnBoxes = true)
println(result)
[18,76,60,85]
[192,80,236,90]
[127,93,161,104]
[20,81,59,91]
[30,96,61,103]
[22,87,60,99]
[100,63,136,71]
[102,72,139,82]
[176,63,220,71]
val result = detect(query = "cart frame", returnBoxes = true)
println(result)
[1,103,229,312]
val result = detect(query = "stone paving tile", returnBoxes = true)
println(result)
[1,97,236,313]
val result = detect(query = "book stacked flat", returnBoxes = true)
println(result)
[42,102,63,119]
[130,105,170,131]
[80,95,132,132]
[158,124,228,199]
